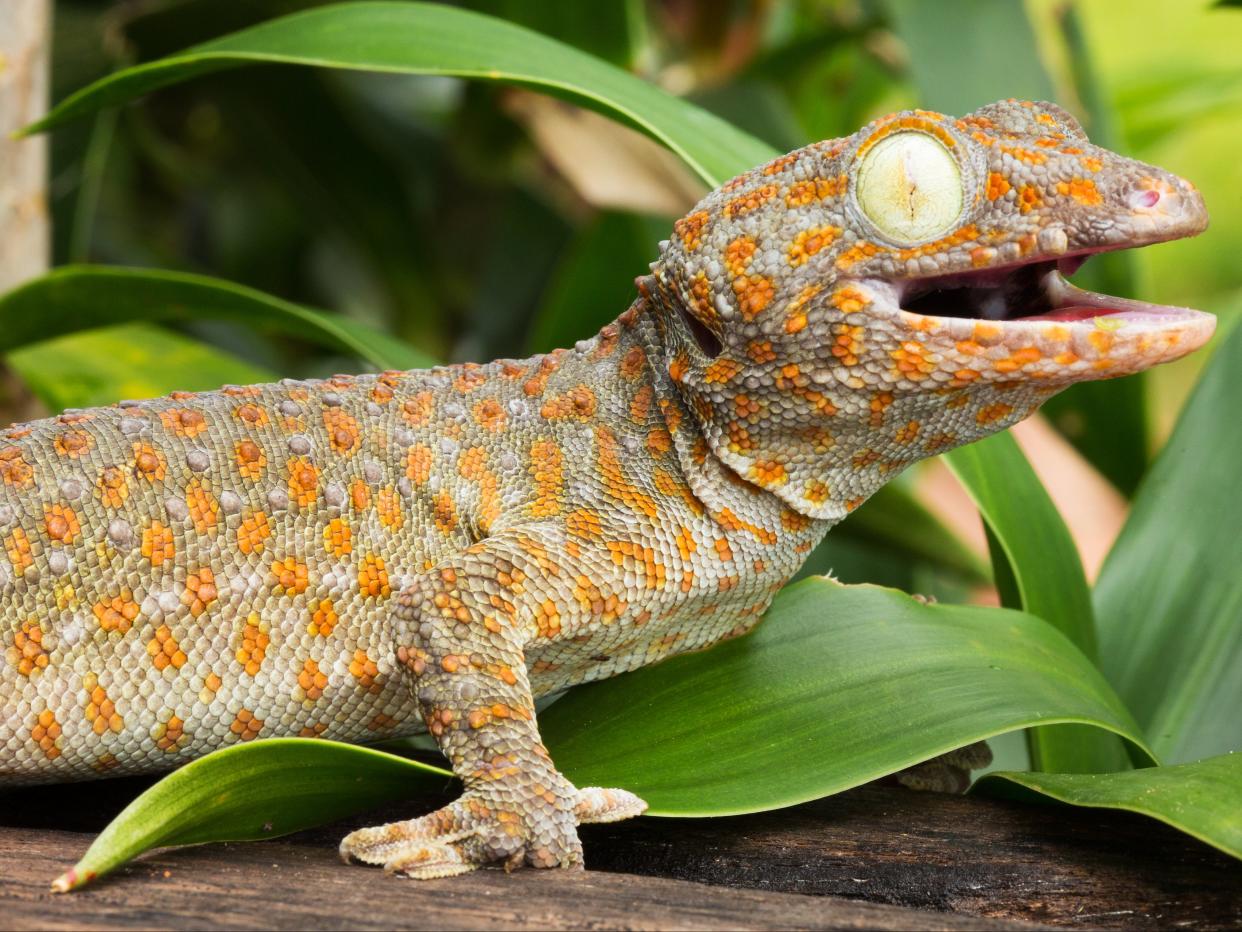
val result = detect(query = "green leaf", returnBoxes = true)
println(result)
[61,578,1156,889]
[23,1,774,189]
[8,324,272,411]
[979,752,1242,861]
[0,266,435,372]
[54,739,452,892]
[1095,313,1242,764]
[943,434,1132,775]
[542,577,1154,815]
[880,0,1055,115]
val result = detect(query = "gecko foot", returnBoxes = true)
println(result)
[573,786,648,824]
[339,789,586,879]
[894,740,993,793]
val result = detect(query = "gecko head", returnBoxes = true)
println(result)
[649,99,1213,520]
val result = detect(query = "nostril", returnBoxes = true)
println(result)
[1133,189,1161,209]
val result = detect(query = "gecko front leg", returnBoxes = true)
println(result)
[339,527,646,879]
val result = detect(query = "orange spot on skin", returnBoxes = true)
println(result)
[271,557,309,596]
[350,478,371,511]
[148,625,187,671]
[597,426,659,519]
[733,275,775,319]
[31,708,62,759]
[157,715,186,752]
[405,444,433,486]
[454,367,488,393]
[183,568,219,617]
[132,443,167,481]
[674,210,709,250]
[724,183,778,217]
[54,429,94,458]
[349,649,383,693]
[230,708,264,741]
[540,385,597,421]
[44,504,80,545]
[94,592,140,633]
[762,153,797,176]
[309,598,339,636]
[473,397,508,432]
[804,479,831,505]
[287,457,320,508]
[986,172,1011,200]
[233,403,269,427]
[141,521,175,566]
[787,225,842,267]
[13,619,49,676]
[160,408,207,438]
[323,517,352,557]
[784,175,845,207]
[433,491,457,534]
[323,407,361,455]
[704,357,742,384]
[377,487,404,530]
[235,439,266,480]
[236,614,270,676]
[1017,185,1043,213]
[1056,177,1103,205]
[358,554,391,599]
[529,440,564,518]
[748,459,788,488]
[977,403,1015,425]
[185,480,219,534]
[95,465,129,508]
[5,528,32,575]
[0,447,34,488]
[836,242,883,270]
[82,673,124,735]
[724,236,756,278]
[402,391,434,427]
[298,658,329,701]
[237,510,272,555]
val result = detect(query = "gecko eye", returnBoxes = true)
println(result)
[856,132,963,245]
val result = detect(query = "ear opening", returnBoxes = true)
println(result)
[675,301,723,358]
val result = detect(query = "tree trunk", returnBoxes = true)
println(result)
[0,0,50,292]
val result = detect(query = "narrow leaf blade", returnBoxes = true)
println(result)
[0,266,435,372]
[24,1,775,189]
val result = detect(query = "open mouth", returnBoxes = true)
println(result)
[897,252,1205,327]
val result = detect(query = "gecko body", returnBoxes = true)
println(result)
[0,100,1212,880]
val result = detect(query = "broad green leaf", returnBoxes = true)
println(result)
[944,434,1130,775]
[60,578,1156,889]
[23,1,774,189]
[8,324,272,411]
[980,752,1242,861]
[542,577,1154,815]
[0,266,435,371]
[1095,312,1242,764]
[54,739,451,892]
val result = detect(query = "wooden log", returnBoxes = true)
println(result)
[3,778,1238,929]
[1,825,1023,931]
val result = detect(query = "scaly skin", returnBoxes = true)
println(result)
[0,100,1213,881]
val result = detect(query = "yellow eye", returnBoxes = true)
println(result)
[856,132,963,244]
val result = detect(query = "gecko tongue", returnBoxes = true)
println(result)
[1016,305,1126,323]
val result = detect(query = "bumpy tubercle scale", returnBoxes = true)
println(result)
[1,100,1211,882]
